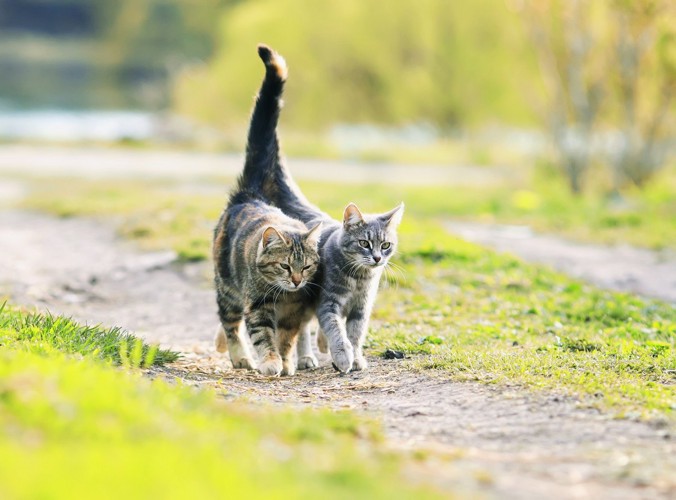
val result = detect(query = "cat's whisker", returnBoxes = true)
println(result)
[305,281,329,294]
[385,261,407,281]
[383,266,401,290]
[386,263,406,280]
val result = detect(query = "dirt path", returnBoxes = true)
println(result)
[447,222,676,303]
[1,210,673,499]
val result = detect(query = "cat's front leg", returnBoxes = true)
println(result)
[216,293,256,369]
[346,307,371,371]
[244,305,283,376]
[318,302,353,373]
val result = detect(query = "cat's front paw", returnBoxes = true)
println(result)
[258,355,283,376]
[331,341,354,374]
[232,357,256,370]
[297,354,319,370]
[352,353,368,371]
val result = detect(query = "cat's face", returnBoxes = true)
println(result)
[256,223,322,291]
[341,203,404,269]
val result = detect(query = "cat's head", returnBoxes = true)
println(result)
[340,202,404,269]
[256,222,322,291]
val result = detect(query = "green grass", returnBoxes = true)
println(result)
[17,173,676,419]
[0,303,178,367]
[0,304,438,499]
[371,221,675,418]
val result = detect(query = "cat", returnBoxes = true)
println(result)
[212,46,322,377]
[241,45,404,373]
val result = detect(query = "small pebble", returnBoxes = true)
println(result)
[383,349,405,360]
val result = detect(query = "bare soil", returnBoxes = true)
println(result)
[1,210,674,499]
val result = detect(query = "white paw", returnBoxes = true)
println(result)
[231,357,256,370]
[297,354,319,370]
[258,356,283,376]
[331,341,354,373]
[214,326,228,353]
[352,353,368,371]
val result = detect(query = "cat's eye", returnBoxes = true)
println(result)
[280,263,291,270]
[381,242,391,250]
[359,240,370,248]
[302,265,313,271]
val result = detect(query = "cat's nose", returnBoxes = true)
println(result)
[291,275,302,287]
[373,255,381,263]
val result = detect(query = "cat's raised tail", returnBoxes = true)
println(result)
[257,44,287,81]
[230,44,287,206]
[236,44,325,224]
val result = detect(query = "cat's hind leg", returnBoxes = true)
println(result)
[214,324,228,353]
[278,325,300,376]
[296,322,319,370]
[317,327,329,354]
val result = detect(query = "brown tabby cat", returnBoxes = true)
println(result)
[212,48,322,376]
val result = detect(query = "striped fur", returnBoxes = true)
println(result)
[213,47,322,376]
[241,44,404,373]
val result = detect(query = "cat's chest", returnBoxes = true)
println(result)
[343,275,380,312]
[273,294,309,321]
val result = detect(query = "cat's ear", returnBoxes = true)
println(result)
[380,202,404,228]
[343,203,364,228]
[261,227,287,248]
[304,222,323,246]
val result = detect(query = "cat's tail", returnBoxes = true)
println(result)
[230,45,287,206]
[231,45,326,225]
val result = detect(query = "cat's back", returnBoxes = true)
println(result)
[216,200,307,270]
[228,199,307,236]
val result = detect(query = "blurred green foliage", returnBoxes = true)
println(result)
[0,0,232,109]
[174,0,539,129]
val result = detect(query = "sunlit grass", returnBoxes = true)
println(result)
[370,222,675,417]
[0,303,178,366]
[0,306,437,499]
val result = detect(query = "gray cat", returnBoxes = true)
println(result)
[213,46,322,376]
[242,45,404,373]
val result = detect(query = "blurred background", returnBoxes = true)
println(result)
[0,0,674,197]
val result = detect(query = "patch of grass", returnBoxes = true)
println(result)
[0,305,438,498]
[0,303,178,366]
[370,221,676,417]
